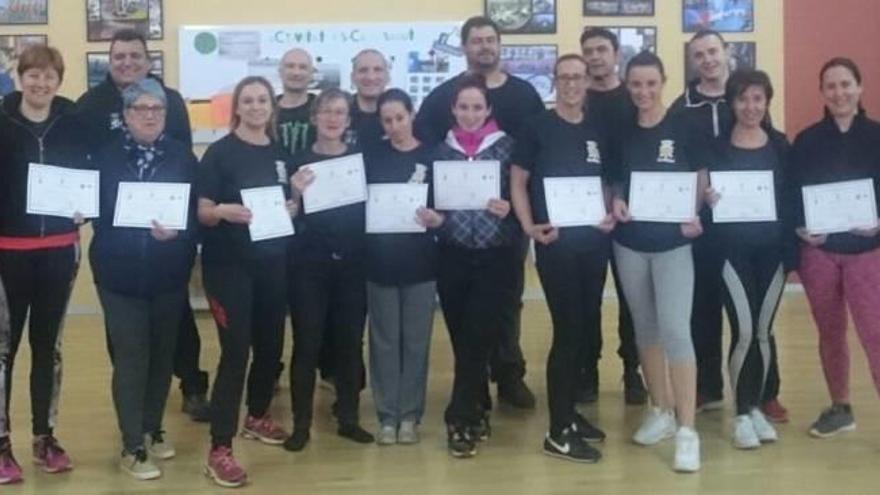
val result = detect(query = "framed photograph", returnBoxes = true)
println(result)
[0,34,47,97]
[683,0,754,33]
[593,26,656,75]
[86,50,164,89]
[501,44,557,103]
[486,0,556,35]
[584,0,654,16]
[86,0,163,42]
[0,0,48,24]
[684,41,755,84]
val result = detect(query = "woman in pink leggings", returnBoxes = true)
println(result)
[789,57,880,438]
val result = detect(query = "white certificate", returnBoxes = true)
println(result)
[710,171,777,223]
[301,153,367,214]
[628,171,698,223]
[803,179,878,234]
[366,183,428,234]
[433,160,500,210]
[543,177,606,227]
[26,163,100,218]
[240,186,294,242]
[113,182,191,230]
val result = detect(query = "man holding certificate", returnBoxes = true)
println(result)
[0,44,89,481]
[510,54,612,464]
[89,79,198,481]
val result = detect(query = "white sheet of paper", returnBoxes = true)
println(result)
[803,179,878,234]
[543,177,606,227]
[26,163,100,218]
[301,153,367,214]
[366,183,428,234]
[240,186,294,242]
[433,160,500,210]
[710,171,777,223]
[113,182,191,230]
[628,171,698,223]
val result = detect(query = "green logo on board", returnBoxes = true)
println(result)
[194,32,218,55]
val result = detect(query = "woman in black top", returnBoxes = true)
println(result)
[704,69,791,450]
[364,89,442,446]
[198,76,295,488]
[789,58,880,440]
[285,89,374,451]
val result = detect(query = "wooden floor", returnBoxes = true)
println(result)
[5,292,880,494]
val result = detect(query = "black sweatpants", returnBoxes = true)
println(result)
[439,245,519,427]
[289,255,367,431]
[536,242,609,435]
[203,257,287,447]
[0,246,77,436]
[721,245,786,415]
[174,295,209,396]
[691,232,727,401]
[487,235,529,385]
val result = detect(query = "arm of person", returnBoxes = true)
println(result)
[511,164,556,245]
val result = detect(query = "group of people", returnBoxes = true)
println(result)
[0,13,878,488]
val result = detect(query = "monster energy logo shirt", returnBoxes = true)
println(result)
[276,93,316,155]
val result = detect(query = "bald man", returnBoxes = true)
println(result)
[346,49,390,152]
[277,48,317,155]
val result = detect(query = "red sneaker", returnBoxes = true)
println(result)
[761,399,790,423]
[0,442,23,484]
[241,414,288,445]
[204,446,247,488]
[33,435,73,473]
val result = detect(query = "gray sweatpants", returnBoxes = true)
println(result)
[98,286,185,452]
[612,242,696,364]
[367,280,436,426]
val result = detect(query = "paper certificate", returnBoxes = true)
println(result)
[301,153,368,214]
[803,179,878,234]
[240,186,294,242]
[628,171,698,223]
[710,171,777,223]
[543,177,606,227]
[366,183,428,234]
[26,163,100,218]
[433,160,500,210]
[113,182,191,230]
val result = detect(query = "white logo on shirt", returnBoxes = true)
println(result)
[657,140,676,163]
[110,112,123,130]
[409,163,427,184]
[275,161,287,184]
[585,140,601,164]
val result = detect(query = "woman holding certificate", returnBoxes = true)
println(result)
[198,76,294,488]
[610,52,707,473]
[510,54,611,464]
[704,69,791,450]
[432,75,519,459]
[789,58,880,440]
[286,88,374,452]
[90,78,197,480]
[363,89,441,445]
[0,45,89,482]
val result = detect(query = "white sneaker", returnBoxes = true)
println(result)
[673,427,701,473]
[376,425,397,446]
[398,421,420,445]
[732,415,760,449]
[632,407,676,446]
[120,449,161,480]
[146,432,175,460]
[749,408,778,443]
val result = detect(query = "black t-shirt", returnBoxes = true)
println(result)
[198,133,292,264]
[346,102,385,153]
[613,112,707,252]
[364,141,437,285]
[514,109,610,250]
[288,147,366,262]
[276,93,316,156]
[414,72,545,145]
[587,84,635,171]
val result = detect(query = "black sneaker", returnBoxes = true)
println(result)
[282,429,310,452]
[543,427,602,464]
[497,379,536,409]
[338,424,374,444]
[623,367,648,406]
[573,413,606,443]
[469,414,491,442]
[182,394,211,422]
[809,404,856,438]
[447,425,476,459]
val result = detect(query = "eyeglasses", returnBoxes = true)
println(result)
[556,74,587,84]
[129,104,166,116]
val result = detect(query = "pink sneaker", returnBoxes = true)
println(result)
[204,446,247,488]
[241,414,288,445]
[0,442,23,484]
[33,435,73,473]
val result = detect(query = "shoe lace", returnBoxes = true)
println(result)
[215,448,239,471]
[133,448,148,463]
[151,430,166,444]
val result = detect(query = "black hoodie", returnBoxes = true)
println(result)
[670,78,734,140]
[0,92,91,238]
[75,73,192,153]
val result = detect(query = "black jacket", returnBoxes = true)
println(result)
[0,92,90,238]
[75,73,192,153]
[670,79,734,139]
[89,134,198,298]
